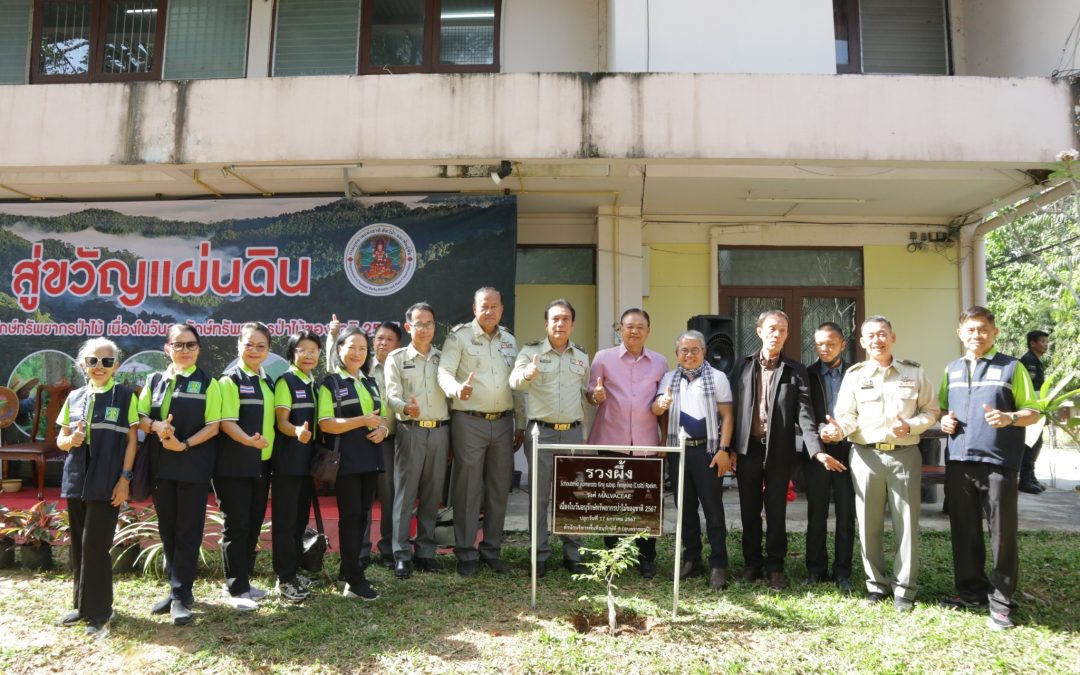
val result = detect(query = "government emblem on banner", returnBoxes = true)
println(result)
[344,223,417,297]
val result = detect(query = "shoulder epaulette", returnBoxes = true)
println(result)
[571,342,585,353]
[387,346,408,358]
[848,361,869,372]
[499,325,514,336]
[898,359,921,368]
[449,323,469,332]
[525,339,543,347]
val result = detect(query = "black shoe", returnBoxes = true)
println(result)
[939,595,989,611]
[343,579,379,601]
[377,554,396,569]
[768,571,789,591]
[677,559,706,580]
[457,560,478,578]
[709,567,728,591]
[740,567,764,582]
[415,557,442,573]
[894,596,915,613]
[1019,482,1044,494]
[535,560,548,578]
[85,621,110,638]
[563,558,586,575]
[836,577,854,595]
[866,592,889,604]
[394,560,412,579]
[482,557,511,575]
[171,600,194,626]
[806,572,827,584]
[150,595,172,615]
[639,559,657,579]
[60,611,83,626]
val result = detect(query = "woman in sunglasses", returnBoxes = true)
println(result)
[318,326,389,601]
[271,330,322,602]
[55,338,139,638]
[138,324,221,626]
[215,322,276,611]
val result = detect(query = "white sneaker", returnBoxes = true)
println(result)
[246,586,268,601]
[226,595,259,612]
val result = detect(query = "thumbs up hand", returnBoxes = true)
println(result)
[459,372,474,400]
[328,314,341,339]
[889,413,910,438]
[940,410,959,435]
[820,414,843,443]
[657,386,674,412]
[404,395,421,419]
[297,420,312,444]
[983,404,1012,429]
[70,420,86,447]
[592,376,607,405]
[249,432,269,449]
[523,355,540,382]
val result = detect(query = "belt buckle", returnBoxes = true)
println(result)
[553,423,571,432]
[419,420,437,429]
[483,413,500,421]
[878,442,895,451]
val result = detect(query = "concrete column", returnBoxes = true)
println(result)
[596,205,643,349]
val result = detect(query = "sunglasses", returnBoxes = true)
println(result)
[169,341,200,352]
[84,357,117,368]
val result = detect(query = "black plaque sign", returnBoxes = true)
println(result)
[552,456,663,536]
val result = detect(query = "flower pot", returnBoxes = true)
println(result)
[0,538,15,568]
[111,544,141,574]
[1,478,21,493]
[19,543,53,571]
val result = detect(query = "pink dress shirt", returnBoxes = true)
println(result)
[587,344,669,454]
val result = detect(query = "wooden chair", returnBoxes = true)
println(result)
[0,383,71,499]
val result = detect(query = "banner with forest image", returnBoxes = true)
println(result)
[0,195,516,441]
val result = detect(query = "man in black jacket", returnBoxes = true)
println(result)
[731,310,836,591]
[803,322,854,593]
[1018,330,1048,494]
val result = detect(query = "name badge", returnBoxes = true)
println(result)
[338,387,351,398]
[295,389,307,399]
[950,370,964,381]
[104,406,120,423]
[239,384,256,394]
[987,366,1003,380]
[899,378,915,388]
[186,381,202,394]
[403,364,416,370]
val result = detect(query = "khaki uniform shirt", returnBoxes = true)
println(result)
[369,358,396,436]
[510,338,590,423]
[438,318,525,427]
[833,357,940,447]
[384,343,450,422]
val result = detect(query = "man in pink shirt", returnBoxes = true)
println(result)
[587,308,669,578]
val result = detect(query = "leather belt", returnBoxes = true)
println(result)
[400,419,448,429]
[532,420,581,432]
[750,436,767,445]
[685,438,708,447]
[460,410,512,421]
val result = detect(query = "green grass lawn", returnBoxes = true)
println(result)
[1,530,1079,673]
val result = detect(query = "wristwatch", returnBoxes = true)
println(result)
[1008,412,1019,424]
[121,470,134,481]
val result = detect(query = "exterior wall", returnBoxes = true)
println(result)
[1,73,1072,168]
[953,0,1080,77]
[863,245,960,378]
[643,243,711,366]
[502,0,603,72]
[607,0,836,74]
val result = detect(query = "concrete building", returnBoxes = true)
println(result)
[1,0,1078,373]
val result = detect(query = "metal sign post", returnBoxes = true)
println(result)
[529,426,689,617]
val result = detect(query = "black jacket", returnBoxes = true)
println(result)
[805,359,851,456]
[732,352,823,459]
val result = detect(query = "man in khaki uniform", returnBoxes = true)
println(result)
[384,302,450,579]
[438,287,525,577]
[510,299,591,577]
[821,315,939,611]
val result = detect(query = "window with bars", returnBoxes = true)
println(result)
[31,0,166,82]
[359,0,500,74]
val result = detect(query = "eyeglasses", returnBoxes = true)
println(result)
[84,357,116,368]
[242,343,269,352]
[411,321,435,331]
[169,341,200,352]
[294,348,320,357]
[677,347,704,357]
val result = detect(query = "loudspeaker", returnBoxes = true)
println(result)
[686,315,737,375]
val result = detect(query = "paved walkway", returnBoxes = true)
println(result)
[505,445,1080,534]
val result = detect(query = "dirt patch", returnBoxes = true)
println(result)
[568,607,652,636]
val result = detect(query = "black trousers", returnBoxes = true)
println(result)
[153,478,209,603]
[214,461,270,596]
[271,473,313,583]
[945,461,1020,616]
[736,441,792,573]
[337,472,378,586]
[67,498,120,625]
[1020,436,1042,485]
[803,444,856,580]
[601,451,657,562]
[361,438,395,560]
[670,447,729,569]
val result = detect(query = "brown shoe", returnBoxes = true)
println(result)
[708,568,728,591]
[740,567,763,582]
[768,571,789,591]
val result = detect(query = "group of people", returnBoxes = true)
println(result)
[51,284,1045,637]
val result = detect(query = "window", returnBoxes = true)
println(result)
[162,0,248,80]
[359,0,499,74]
[833,0,860,74]
[273,0,359,77]
[30,0,166,83]
[833,0,949,75]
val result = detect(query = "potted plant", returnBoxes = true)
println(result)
[3,501,66,571]
[0,506,16,568]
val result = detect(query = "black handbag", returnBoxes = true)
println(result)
[309,380,341,484]
[129,434,154,502]
[300,481,329,573]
